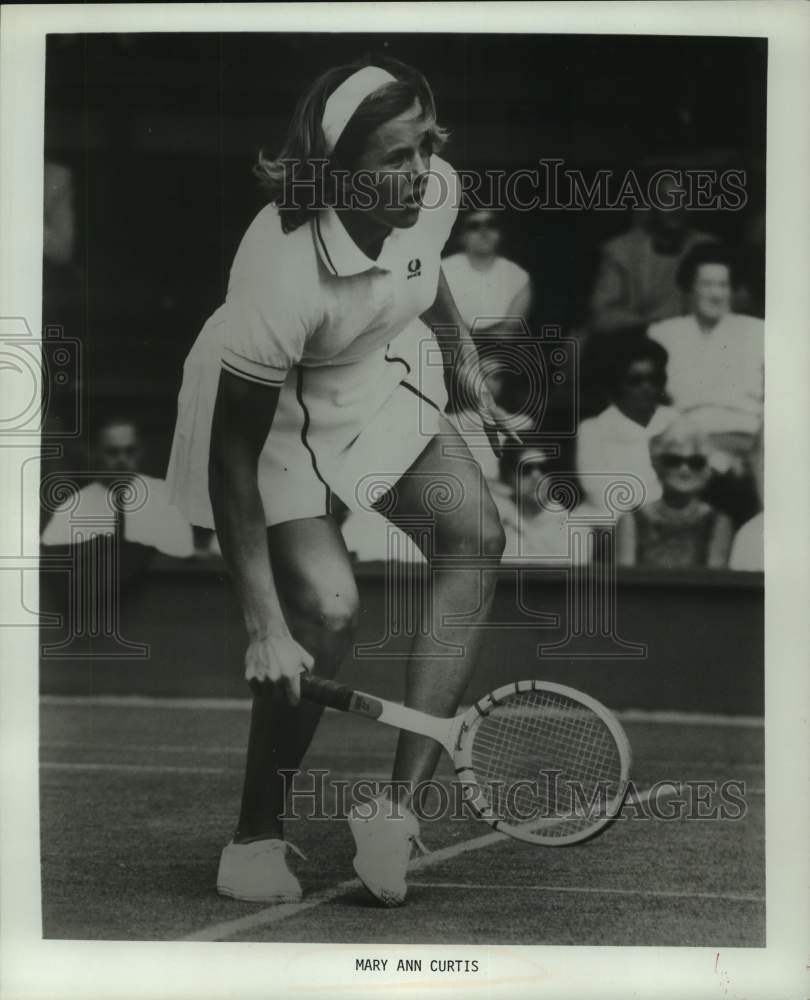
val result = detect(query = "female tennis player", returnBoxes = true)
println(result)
[167,56,516,908]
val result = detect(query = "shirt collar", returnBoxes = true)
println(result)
[312,208,404,277]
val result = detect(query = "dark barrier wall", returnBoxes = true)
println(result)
[40,560,763,715]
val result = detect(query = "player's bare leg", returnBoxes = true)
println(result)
[378,420,505,803]
[348,421,504,906]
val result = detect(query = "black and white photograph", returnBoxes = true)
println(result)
[1,4,808,999]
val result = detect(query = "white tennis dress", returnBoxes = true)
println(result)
[166,157,459,528]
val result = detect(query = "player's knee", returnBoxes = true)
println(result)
[320,592,359,635]
[296,586,359,636]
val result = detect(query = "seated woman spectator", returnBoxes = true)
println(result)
[648,242,763,527]
[442,208,532,348]
[617,418,734,570]
[576,332,677,511]
[496,446,598,565]
[589,175,714,335]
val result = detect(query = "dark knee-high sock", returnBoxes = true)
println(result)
[234,619,353,843]
[235,691,327,842]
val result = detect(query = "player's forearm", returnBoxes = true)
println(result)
[209,453,288,641]
[422,268,478,371]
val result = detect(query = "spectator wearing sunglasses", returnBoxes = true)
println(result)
[442,209,531,347]
[648,243,763,526]
[495,446,598,564]
[41,415,195,561]
[576,333,677,511]
[616,418,734,569]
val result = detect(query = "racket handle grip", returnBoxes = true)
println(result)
[300,673,354,712]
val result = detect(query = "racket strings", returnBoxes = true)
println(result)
[468,690,624,836]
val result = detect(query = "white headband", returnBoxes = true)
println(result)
[322,66,397,154]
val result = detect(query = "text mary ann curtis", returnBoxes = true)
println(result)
[355,957,480,973]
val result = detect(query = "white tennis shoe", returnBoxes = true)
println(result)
[216,839,306,903]
[348,794,428,907]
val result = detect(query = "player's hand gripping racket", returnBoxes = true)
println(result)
[300,675,631,846]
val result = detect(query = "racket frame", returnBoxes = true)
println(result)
[299,673,631,847]
[452,679,632,846]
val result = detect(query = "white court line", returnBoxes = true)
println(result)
[642,759,764,769]
[40,742,413,760]
[182,873,375,942]
[40,762,225,775]
[41,695,252,711]
[41,741,246,754]
[618,709,763,728]
[35,760,768,796]
[40,695,764,727]
[39,760,398,781]
[409,882,764,903]
[39,743,767,777]
[180,785,691,943]
[39,757,768,814]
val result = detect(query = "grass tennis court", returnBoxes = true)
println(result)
[39,697,764,946]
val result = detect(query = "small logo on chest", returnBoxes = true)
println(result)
[406,258,422,279]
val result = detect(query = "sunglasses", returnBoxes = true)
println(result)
[623,372,665,388]
[658,453,708,472]
[465,218,499,232]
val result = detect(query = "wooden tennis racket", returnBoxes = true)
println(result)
[301,674,632,846]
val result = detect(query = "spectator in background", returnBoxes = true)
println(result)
[442,209,532,348]
[617,418,733,570]
[42,416,195,565]
[648,242,763,527]
[496,447,597,564]
[576,333,677,511]
[589,174,713,334]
